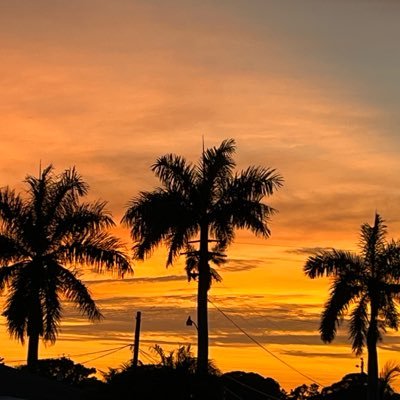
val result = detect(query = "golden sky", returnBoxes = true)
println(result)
[1,0,400,391]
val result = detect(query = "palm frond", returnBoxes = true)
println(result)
[304,249,363,279]
[3,290,29,343]
[0,262,27,292]
[184,244,225,289]
[0,234,30,264]
[122,190,196,262]
[200,138,236,191]
[320,277,361,343]
[378,240,400,279]
[152,154,196,194]
[59,232,132,276]
[165,225,196,267]
[45,166,89,226]
[25,165,53,226]
[41,264,62,342]
[3,263,39,343]
[360,213,387,271]
[56,264,102,321]
[0,188,27,233]
[380,293,400,330]
[349,295,368,355]
[380,360,400,390]
[51,201,115,245]
[230,166,283,200]
[213,201,275,242]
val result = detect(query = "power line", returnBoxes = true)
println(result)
[138,349,154,364]
[66,345,132,359]
[5,344,133,365]
[139,348,159,364]
[81,344,131,365]
[223,385,244,400]
[208,298,323,387]
[223,374,282,400]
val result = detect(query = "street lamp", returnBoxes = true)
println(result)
[186,315,198,330]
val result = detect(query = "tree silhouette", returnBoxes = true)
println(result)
[304,214,400,400]
[18,356,97,386]
[0,165,131,367]
[122,138,283,375]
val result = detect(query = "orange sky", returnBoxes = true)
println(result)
[1,0,400,391]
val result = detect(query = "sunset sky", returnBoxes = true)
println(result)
[2,0,400,391]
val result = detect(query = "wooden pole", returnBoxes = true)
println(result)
[132,311,141,367]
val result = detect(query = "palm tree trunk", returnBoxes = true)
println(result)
[27,332,39,369]
[197,222,209,376]
[367,305,380,400]
[26,293,41,369]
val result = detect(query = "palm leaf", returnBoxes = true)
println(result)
[360,213,387,272]
[56,264,102,321]
[59,232,131,275]
[152,154,196,194]
[304,249,363,279]
[320,277,362,343]
[349,295,368,355]
[123,190,196,264]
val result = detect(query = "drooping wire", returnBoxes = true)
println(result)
[208,297,323,387]
[5,344,132,365]
[81,344,131,365]
[223,374,283,400]
[67,345,132,359]
[139,348,159,364]
[223,385,244,400]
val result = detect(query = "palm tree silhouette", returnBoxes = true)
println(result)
[304,213,400,400]
[0,165,131,367]
[122,138,283,375]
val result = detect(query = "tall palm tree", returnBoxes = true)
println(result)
[0,165,131,367]
[122,138,283,375]
[304,214,400,400]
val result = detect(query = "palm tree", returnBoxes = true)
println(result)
[380,360,400,399]
[0,165,131,367]
[304,214,400,400]
[122,138,283,375]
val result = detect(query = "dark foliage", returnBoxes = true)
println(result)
[222,371,286,399]
[18,356,97,386]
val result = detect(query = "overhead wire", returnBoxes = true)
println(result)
[139,348,159,364]
[66,345,132,359]
[5,344,133,365]
[81,344,131,365]
[208,297,323,387]
[223,374,283,400]
[222,385,244,400]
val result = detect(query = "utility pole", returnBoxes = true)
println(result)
[132,311,141,367]
[356,357,365,374]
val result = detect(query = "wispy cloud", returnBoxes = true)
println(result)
[287,247,333,255]
[84,275,187,285]
[281,350,355,359]
[220,258,264,272]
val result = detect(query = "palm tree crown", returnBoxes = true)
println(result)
[122,138,283,374]
[304,213,400,400]
[0,165,132,366]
